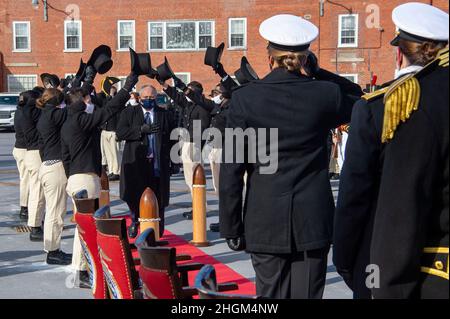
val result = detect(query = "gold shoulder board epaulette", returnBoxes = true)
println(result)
[381,73,420,143]
[362,87,388,101]
[437,47,449,68]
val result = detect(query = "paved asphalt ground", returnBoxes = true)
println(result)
[0,130,352,299]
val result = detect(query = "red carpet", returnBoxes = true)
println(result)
[162,231,256,295]
[125,216,255,296]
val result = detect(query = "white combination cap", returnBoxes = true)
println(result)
[259,14,319,51]
[391,2,449,46]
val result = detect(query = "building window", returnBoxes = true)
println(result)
[172,72,191,87]
[199,21,213,49]
[340,74,359,84]
[148,21,214,51]
[149,23,164,50]
[64,20,82,52]
[229,18,247,49]
[7,75,37,92]
[13,21,31,52]
[118,20,135,50]
[338,14,358,48]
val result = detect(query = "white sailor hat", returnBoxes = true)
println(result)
[391,2,449,46]
[259,14,319,52]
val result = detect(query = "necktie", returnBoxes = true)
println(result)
[145,111,160,176]
[145,112,154,158]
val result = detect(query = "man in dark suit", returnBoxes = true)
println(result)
[159,79,211,220]
[117,85,175,238]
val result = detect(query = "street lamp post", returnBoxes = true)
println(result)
[31,0,48,22]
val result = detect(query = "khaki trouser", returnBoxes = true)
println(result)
[208,147,222,196]
[181,142,202,197]
[101,130,121,175]
[67,173,100,271]
[39,162,68,252]
[12,147,30,207]
[24,150,45,227]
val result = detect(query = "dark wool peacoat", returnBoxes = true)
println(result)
[116,104,176,209]
[219,67,362,254]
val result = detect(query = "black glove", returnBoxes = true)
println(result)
[303,52,320,78]
[226,237,246,252]
[83,66,97,84]
[123,72,139,92]
[214,63,228,79]
[173,76,187,92]
[141,123,160,135]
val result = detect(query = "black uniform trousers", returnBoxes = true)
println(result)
[251,246,330,299]
[127,158,165,238]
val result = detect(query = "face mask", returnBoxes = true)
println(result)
[58,102,66,109]
[142,99,157,110]
[212,95,224,104]
[128,99,139,106]
[85,103,95,114]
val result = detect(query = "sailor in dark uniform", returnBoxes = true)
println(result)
[219,14,362,299]
[371,3,449,299]
[334,2,449,299]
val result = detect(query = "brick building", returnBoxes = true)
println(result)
[0,0,448,93]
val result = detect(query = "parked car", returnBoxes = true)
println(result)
[0,93,20,131]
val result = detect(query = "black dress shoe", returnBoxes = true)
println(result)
[209,223,220,233]
[30,227,44,242]
[78,271,91,289]
[19,207,28,220]
[182,210,193,220]
[108,174,120,181]
[128,222,139,239]
[47,250,72,265]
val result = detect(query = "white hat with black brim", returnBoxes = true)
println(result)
[259,14,319,52]
[391,2,449,46]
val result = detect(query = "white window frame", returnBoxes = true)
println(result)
[12,21,31,52]
[338,14,359,48]
[172,72,191,87]
[340,73,359,84]
[117,20,135,51]
[228,18,247,50]
[7,74,37,92]
[64,20,82,52]
[148,21,215,52]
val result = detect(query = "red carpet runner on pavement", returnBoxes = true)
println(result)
[124,215,255,296]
